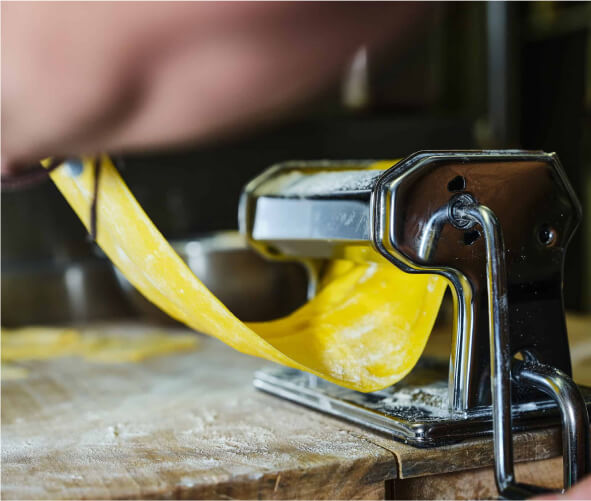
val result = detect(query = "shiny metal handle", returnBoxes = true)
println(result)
[456,200,590,498]
[459,202,527,497]
[513,360,591,490]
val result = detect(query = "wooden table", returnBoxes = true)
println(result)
[2,316,590,500]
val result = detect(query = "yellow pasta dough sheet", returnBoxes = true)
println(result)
[1,326,198,364]
[1,326,199,380]
[42,156,446,392]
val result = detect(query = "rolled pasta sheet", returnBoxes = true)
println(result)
[44,156,446,392]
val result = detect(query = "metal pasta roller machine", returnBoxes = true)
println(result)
[239,151,590,497]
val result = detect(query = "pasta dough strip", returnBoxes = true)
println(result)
[44,156,446,392]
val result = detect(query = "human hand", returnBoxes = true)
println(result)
[2,2,425,173]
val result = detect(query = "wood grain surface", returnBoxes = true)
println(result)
[2,316,589,500]
[392,456,563,499]
[1,324,398,500]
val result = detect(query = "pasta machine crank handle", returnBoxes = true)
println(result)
[454,198,590,498]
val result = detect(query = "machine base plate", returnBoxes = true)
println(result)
[253,359,591,447]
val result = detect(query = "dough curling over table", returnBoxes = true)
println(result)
[42,155,446,392]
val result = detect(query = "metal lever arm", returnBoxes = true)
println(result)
[459,202,527,497]
[457,200,589,498]
[513,360,591,490]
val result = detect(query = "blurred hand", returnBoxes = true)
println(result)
[534,474,591,500]
[2,1,424,173]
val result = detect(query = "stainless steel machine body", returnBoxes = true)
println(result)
[239,151,590,497]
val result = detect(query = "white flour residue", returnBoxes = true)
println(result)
[3,340,395,501]
[380,383,449,418]
[426,275,440,293]
[336,314,376,341]
[358,264,378,284]
[256,170,383,197]
[516,401,540,412]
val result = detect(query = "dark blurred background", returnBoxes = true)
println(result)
[3,2,590,325]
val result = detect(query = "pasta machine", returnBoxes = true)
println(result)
[239,150,590,497]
